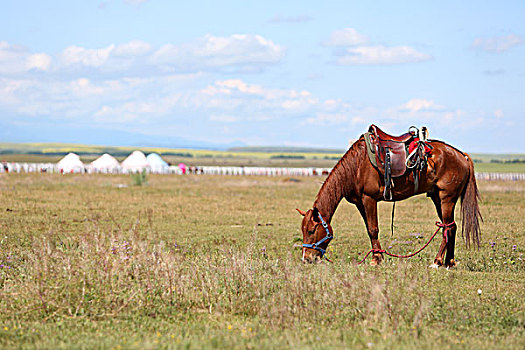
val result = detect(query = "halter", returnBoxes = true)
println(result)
[302,212,333,257]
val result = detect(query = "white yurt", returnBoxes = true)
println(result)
[57,153,85,173]
[89,153,121,174]
[146,153,169,174]
[121,151,150,173]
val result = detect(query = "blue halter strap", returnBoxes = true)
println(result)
[302,212,333,256]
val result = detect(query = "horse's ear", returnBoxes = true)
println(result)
[312,207,320,222]
[296,208,306,216]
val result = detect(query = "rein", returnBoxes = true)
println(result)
[302,212,333,259]
[358,221,455,265]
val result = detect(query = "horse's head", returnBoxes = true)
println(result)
[297,207,334,263]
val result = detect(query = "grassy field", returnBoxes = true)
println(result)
[471,162,525,173]
[0,173,523,349]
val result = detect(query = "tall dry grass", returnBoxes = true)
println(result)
[1,218,433,335]
[0,174,523,349]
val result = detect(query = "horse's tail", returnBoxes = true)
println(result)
[461,154,482,248]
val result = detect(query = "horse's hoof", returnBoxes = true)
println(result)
[428,263,439,269]
[445,259,456,268]
[432,258,444,267]
[370,258,382,266]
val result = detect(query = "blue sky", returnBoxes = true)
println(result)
[1,0,524,152]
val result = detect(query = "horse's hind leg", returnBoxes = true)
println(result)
[442,200,458,268]
[430,192,458,268]
[357,196,383,265]
[430,193,447,267]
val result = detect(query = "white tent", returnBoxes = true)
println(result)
[146,153,169,173]
[121,151,150,173]
[88,153,121,173]
[57,153,85,173]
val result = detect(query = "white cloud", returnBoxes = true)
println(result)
[60,44,115,67]
[377,98,467,129]
[336,45,432,65]
[201,80,312,103]
[323,28,432,66]
[441,110,461,122]
[114,40,152,56]
[472,34,523,53]
[55,42,143,73]
[26,53,52,71]
[399,99,444,112]
[216,79,265,95]
[0,78,30,105]
[282,100,303,110]
[351,116,366,125]
[70,78,106,96]
[494,109,504,119]
[306,113,349,125]
[0,34,486,146]
[323,28,369,47]
[93,93,186,123]
[0,41,52,74]
[1,35,285,78]
[151,34,285,73]
[0,74,167,119]
[201,85,232,96]
[0,69,494,148]
[197,79,353,122]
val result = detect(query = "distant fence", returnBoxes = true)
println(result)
[0,162,183,175]
[0,162,524,180]
[192,166,330,176]
[474,172,525,181]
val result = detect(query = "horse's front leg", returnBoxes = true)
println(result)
[432,236,447,267]
[357,196,382,265]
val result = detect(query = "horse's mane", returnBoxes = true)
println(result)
[313,137,364,215]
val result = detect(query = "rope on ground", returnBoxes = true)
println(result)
[358,221,455,265]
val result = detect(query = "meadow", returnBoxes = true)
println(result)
[0,173,523,349]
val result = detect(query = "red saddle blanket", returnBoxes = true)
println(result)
[408,138,433,155]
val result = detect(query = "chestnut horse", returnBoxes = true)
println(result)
[298,129,481,267]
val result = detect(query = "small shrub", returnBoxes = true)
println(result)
[131,169,148,186]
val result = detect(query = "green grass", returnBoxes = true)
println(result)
[473,162,525,173]
[0,174,523,349]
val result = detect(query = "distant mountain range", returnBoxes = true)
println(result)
[2,121,348,153]
[1,122,245,151]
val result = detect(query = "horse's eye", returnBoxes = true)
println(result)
[307,229,315,235]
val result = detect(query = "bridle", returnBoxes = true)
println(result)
[302,212,333,258]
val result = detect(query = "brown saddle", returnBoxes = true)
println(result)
[367,124,415,177]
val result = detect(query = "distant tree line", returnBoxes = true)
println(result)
[161,152,193,158]
[270,154,306,159]
[489,159,525,163]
